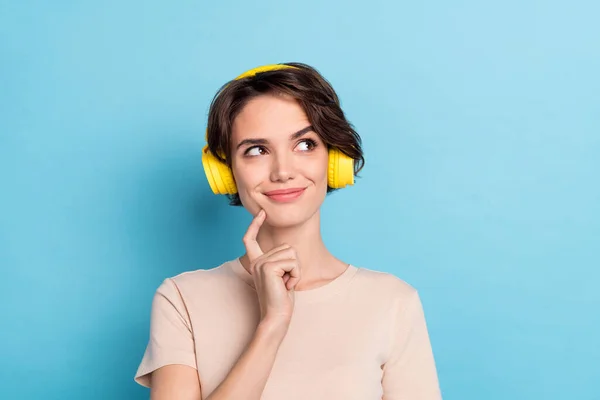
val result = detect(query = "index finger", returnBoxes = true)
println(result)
[242,209,266,261]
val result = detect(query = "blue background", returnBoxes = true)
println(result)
[1,0,598,399]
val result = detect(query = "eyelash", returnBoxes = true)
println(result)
[243,139,318,156]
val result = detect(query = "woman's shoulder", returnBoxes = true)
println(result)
[154,259,242,298]
[170,259,233,281]
[352,264,419,301]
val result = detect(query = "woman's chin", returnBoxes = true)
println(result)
[263,208,316,229]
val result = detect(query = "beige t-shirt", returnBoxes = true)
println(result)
[135,258,442,399]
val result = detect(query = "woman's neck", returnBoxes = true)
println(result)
[239,210,347,288]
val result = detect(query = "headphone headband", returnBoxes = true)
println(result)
[233,64,298,81]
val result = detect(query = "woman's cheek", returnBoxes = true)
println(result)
[234,167,262,207]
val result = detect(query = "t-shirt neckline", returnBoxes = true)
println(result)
[229,256,358,303]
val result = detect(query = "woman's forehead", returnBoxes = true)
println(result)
[232,94,311,141]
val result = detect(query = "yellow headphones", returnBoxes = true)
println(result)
[202,64,355,195]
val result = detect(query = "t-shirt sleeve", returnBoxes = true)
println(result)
[134,278,197,388]
[381,290,442,399]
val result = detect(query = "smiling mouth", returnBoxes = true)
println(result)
[264,187,306,203]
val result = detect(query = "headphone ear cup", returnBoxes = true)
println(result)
[327,148,355,188]
[202,146,238,195]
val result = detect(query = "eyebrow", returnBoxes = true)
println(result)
[235,125,314,150]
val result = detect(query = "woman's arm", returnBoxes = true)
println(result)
[150,365,202,400]
[148,319,286,400]
[204,319,287,400]
[382,290,442,399]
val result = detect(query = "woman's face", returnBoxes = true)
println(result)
[230,93,329,228]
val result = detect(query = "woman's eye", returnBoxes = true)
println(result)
[296,139,317,152]
[245,146,266,157]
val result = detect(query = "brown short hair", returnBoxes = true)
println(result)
[206,62,365,206]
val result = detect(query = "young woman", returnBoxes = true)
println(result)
[134,63,442,399]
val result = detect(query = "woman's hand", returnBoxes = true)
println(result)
[243,209,301,328]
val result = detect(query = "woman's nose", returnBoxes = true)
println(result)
[269,151,296,182]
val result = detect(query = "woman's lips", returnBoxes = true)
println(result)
[264,187,306,202]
